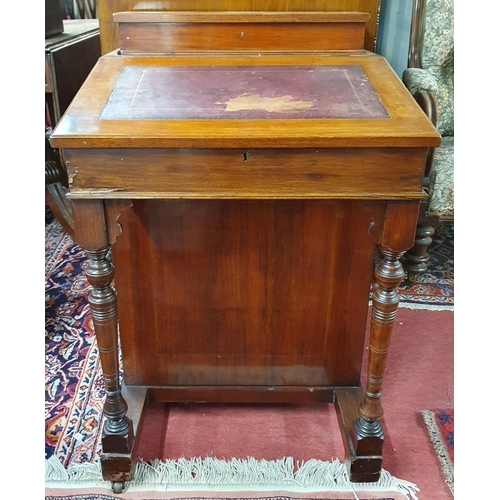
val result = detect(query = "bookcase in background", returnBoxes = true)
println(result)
[45,19,100,238]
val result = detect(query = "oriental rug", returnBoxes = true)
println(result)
[421,410,454,496]
[45,211,452,499]
[373,222,454,311]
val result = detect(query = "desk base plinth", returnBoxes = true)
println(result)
[97,385,383,489]
[100,420,135,492]
[335,387,384,482]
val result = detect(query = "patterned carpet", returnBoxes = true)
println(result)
[45,210,453,468]
[422,409,454,495]
[45,215,105,466]
[375,222,454,310]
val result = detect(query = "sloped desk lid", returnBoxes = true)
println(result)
[50,53,441,149]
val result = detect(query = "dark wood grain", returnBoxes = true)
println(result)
[112,199,383,388]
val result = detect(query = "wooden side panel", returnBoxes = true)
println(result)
[97,1,381,55]
[117,22,366,54]
[64,148,427,199]
[112,199,383,388]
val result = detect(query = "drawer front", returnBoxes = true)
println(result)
[114,12,369,54]
[64,147,427,200]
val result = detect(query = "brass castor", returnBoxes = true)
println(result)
[111,481,125,494]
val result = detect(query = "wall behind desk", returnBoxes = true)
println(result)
[375,0,412,78]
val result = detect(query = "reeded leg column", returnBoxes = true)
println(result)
[72,199,134,494]
[351,246,405,455]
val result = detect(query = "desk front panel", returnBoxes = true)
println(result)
[65,147,427,199]
[112,198,385,388]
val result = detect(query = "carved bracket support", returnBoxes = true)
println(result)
[106,199,133,245]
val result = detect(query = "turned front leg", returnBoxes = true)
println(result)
[85,247,133,489]
[72,199,134,492]
[352,246,405,455]
[333,200,420,482]
[86,248,130,435]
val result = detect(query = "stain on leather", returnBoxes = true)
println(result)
[224,93,313,113]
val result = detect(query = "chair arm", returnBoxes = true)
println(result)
[403,68,438,97]
[402,68,439,177]
[403,68,439,125]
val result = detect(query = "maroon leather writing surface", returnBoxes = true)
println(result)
[100,65,389,120]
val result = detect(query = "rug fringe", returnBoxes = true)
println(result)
[45,455,419,499]
[421,410,454,495]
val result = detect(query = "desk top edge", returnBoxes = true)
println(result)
[112,11,371,23]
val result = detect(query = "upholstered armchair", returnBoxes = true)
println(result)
[402,0,454,280]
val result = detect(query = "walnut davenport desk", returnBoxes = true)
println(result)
[50,11,440,493]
